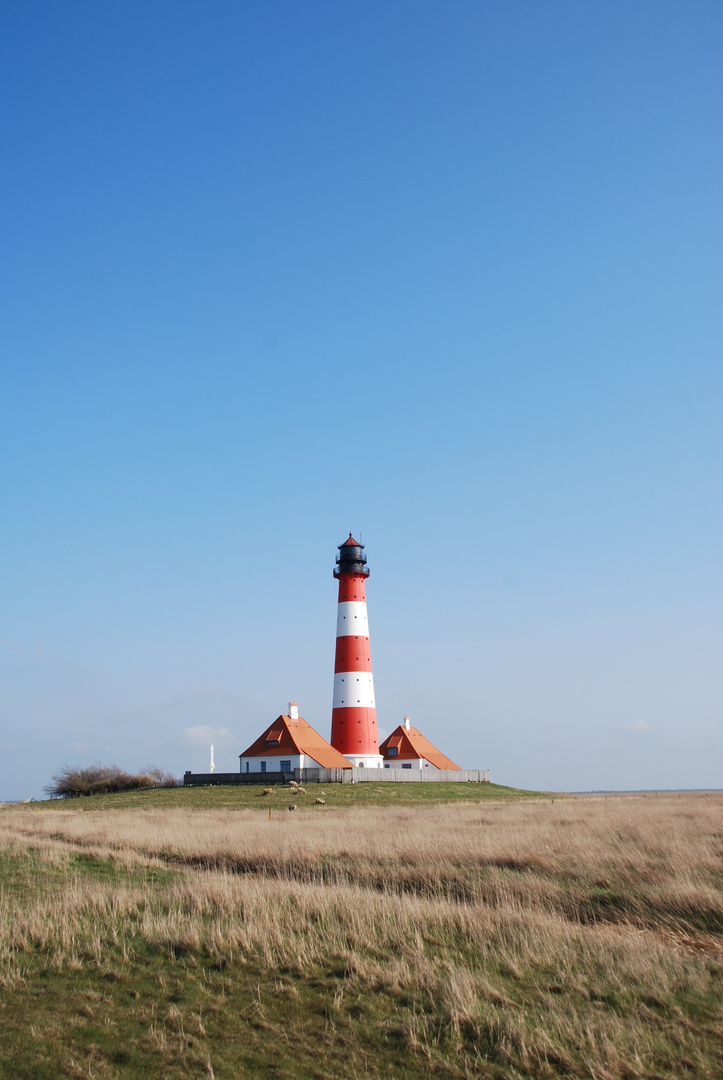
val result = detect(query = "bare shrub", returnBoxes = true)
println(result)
[46,764,163,798]
[144,765,178,788]
[46,765,132,798]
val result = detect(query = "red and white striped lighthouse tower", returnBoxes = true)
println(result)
[330,534,383,768]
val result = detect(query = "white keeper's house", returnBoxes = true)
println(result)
[379,716,461,771]
[239,702,352,775]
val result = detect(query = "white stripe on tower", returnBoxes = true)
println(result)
[336,601,370,637]
[332,671,375,708]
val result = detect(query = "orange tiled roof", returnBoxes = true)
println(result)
[240,714,352,769]
[379,725,461,770]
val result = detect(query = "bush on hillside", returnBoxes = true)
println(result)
[143,765,178,788]
[45,763,177,798]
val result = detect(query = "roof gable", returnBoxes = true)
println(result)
[240,715,352,769]
[379,725,461,770]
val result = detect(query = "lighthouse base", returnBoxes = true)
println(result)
[346,753,384,770]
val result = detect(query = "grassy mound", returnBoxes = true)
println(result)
[24,779,538,812]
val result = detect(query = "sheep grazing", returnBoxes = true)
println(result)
[315,797,326,805]
[296,787,306,795]
[288,804,297,811]
[288,780,299,788]
[262,788,274,796]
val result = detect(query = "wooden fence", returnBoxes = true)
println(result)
[184,768,491,786]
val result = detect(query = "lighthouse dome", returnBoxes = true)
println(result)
[334,534,369,577]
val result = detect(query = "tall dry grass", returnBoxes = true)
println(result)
[0,793,721,1078]
[4,792,721,935]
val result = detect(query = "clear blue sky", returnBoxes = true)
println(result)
[2,1,721,798]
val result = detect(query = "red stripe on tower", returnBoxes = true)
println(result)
[330,534,383,768]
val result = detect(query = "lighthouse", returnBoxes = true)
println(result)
[330,534,383,768]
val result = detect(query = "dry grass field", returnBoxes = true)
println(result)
[0,791,721,1078]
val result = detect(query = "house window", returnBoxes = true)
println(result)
[384,764,390,769]
[402,763,412,769]
[387,747,398,757]
[280,760,291,773]
[245,761,249,773]
[266,739,279,746]
[260,762,266,773]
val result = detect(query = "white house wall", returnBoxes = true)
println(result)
[383,758,438,770]
[239,753,324,774]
